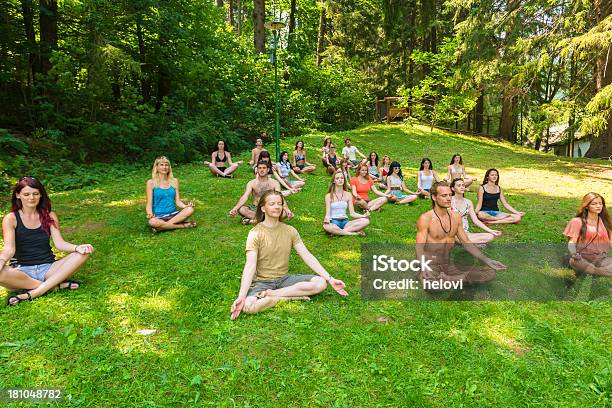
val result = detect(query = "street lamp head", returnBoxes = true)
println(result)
[265,21,286,31]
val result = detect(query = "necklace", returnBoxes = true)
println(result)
[434,208,452,234]
[334,189,344,202]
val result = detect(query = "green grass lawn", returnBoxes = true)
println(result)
[1,124,611,406]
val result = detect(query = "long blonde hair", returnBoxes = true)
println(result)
[151,156,177,188]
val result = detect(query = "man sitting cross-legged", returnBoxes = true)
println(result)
[229,160,294,225]
[415,181,506,288]
[230,190,348,319]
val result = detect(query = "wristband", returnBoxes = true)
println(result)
[74,245,79,252]
[326,275,333,282]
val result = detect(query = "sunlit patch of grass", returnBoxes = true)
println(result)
[105,198,144,208]
[334,249,360,261]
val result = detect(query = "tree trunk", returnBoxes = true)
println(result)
[229,0,235,27]
[21,0,38,81]
[586,0,612,157]
[136,17,150,103]
[289,0,296,34]
[499,86,516,141]
[39,0,58,75]
[316,1,327,67]
[253,0,265,53]
[237,0,242,35]
[156,31,170,111]
[156,65,171,111]
[474,92,484,133]
[216,0,223,7]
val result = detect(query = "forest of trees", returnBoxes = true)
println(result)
[0,0,610,188]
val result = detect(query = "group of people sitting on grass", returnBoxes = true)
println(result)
[1,136,610,310]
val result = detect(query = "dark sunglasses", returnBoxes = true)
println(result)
[20,176,37,181]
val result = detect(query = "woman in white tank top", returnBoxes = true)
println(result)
[323,170,370,236]
[450,178,501,245]
[416,158,441,198]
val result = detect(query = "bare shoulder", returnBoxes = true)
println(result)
[2,211,16,227]
[146,179,154,187]
[49,211,60,223]
[417,210,433,225]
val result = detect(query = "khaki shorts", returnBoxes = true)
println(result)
[247,274,316,297]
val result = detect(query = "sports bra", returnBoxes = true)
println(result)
[215,152,227,164]
[450,164,464,178]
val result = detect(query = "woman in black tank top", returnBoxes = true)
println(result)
[204,140,242,178]
[475,169,525,224]
[0,177,94,306]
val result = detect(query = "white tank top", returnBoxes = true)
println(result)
[330,200,348,219]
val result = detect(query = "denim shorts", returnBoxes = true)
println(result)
[482,210,502,217]
[156,211,179,221]
[331,218,349,229]
[17,263,53,282]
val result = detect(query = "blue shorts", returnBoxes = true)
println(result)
[482,210,502,217]
[17,263,53,282]
[156,211,179,221]
[390,190,407,199]
[331,218,349,229]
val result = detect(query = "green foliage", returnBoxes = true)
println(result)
[580,83,612,137]
[399,38,477,126]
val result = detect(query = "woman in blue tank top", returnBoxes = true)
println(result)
[0,177,94,306]
[475,168,525,224]
[146,156,197,232]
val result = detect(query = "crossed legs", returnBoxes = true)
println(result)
[323,218,370,236]
[2,252,90,304]
[570,256,612,277]
[397,194,418,204]
[149,207,195,231]
[477,211,521,224]
[238,206,257,224]
[242,276,327,315]
[208,163,239,177]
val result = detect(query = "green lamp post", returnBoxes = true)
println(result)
[265,20,286,162]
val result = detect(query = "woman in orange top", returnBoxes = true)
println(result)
[563,192,611,276]
[350,164,393,212]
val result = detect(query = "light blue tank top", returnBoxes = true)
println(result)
[330,200,348,220]
[153,186,177,217]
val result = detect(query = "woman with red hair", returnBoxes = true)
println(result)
[0,177,94,306]
[563,192,611,276]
